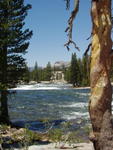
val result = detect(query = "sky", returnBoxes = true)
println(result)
[24,0,92,67]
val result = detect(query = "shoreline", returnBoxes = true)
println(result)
[73,86,90,90]
[10,82,91,90]
[1,142,94,150]
[22,142,94,150]
[0,120,92,149]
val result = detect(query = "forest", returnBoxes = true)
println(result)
[23,54,90,87]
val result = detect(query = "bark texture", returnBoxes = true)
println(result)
[89,0,112,149]
[0,46,9,124]
[99,110,113,150]
[0,91,9,124]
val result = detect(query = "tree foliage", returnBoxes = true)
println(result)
[28,62,52,82]
[64,54,90,87]
[44,62,52,81]
[0,0,32,124]
[70,53,80,87]
[0,0,32,88]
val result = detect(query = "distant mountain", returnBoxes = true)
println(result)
[54,61,70,69]
[28,61,70,71]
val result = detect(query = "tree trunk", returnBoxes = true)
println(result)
[89,0,112,149]
[0,90,9,124]
[0,46,9,124]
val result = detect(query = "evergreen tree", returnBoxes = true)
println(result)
[64,56,90,87]
[22,64,30,83]
[0,0,32,124]
[77,58,83,86]
[32,62,39,82]
[81,55,90,86]
[64,66,71,82]
[45,62,52,81]
[70,53,80,87]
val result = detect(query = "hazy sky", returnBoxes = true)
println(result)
[24,0,92,67]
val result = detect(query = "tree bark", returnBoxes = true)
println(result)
[0,46,9,124]
[0,90,9,124]
[89,0,112,149]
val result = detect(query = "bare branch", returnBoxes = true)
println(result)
[86,33,92,40]
[64,40,80,51]
[64,0,70,10]
[84,43,92,56]
[37,123,55,134]
[65,0,80,51]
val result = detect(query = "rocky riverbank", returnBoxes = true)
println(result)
[20,142,94,150]
[0,120,92,150]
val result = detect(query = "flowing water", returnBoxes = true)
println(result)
[8,83,91,131]
[8,83,113,134]
[9,83,90,122]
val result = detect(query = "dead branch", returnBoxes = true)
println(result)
[65,0,80,51]
[86,33,92,40]
[64,0,70,10]
[84,43,92,56]
[64,39,80,51]
[37,123,55,135]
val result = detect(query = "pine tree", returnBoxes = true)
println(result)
[64,66,71,82]
[45,62,52,81]
[70,53,80,87]
[32,62,39,82]
[77,58,83,86]
[0,0,32,124]
[22,64,30,83]
[81,55,90,86]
